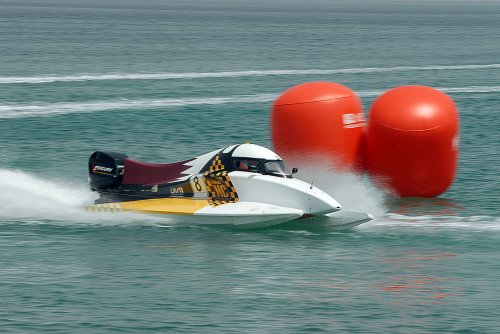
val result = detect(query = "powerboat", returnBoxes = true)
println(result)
[85,143,373,229]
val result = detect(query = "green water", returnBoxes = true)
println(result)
[1,1,500,332]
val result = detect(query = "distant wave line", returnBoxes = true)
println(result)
[358,85,500,97]
[0,85,498,119]
[0,94,277,119]
[1,64,500,84]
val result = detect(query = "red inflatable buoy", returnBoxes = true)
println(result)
[365,85,459,197]
[271,82,364,170]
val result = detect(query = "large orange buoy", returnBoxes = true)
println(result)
[271,82,364,170]
[365,85,459,197]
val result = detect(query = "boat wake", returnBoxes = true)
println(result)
[0,168,157,226]
[293,165,500,232]
[367,213,500,231]
[0,94,277,119]
[0,167,497,231]
[0,85,498,119]
[1,63,499,84]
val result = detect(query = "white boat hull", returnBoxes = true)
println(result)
[86,200,372,229]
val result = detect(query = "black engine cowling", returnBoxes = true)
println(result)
[88,151,128,191]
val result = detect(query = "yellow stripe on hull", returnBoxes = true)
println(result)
[86,198,210,215]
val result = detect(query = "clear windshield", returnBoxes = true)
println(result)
[260,160,291,177]
[233,159,291,177]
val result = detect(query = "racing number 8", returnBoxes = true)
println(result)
[193,176,202,191]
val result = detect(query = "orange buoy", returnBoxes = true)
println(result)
[365,85,459,197]
[271,82,364,170]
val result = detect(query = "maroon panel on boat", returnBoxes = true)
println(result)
[122,158,194,185]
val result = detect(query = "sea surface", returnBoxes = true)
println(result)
[1,0,500,332]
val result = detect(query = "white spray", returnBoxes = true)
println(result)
[0,168,157,226]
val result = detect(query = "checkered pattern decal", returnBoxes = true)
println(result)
[85,203,123,213]
[204,155,238,206]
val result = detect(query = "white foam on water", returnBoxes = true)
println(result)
[288,162,500,231]
[1,63,499,84]
[0,168,497,231]
[365,213,500,231]
[293,165,389,219]
[357,85,500,98]
[0,94,277,119]
[0,168,159,226]
[438,86,500,94]
[1,85,499,120]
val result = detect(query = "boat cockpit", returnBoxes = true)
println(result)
[232,158,296,178]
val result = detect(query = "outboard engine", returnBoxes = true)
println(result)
[88,151,128,191]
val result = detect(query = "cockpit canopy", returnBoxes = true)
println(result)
[228,143,294,177]
[233,158,292,177]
